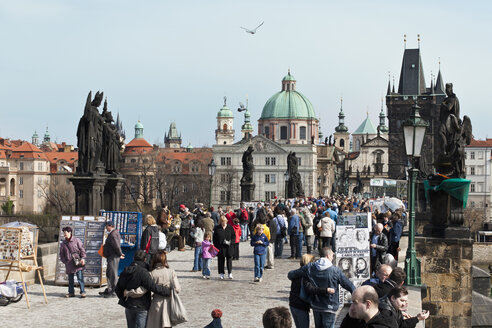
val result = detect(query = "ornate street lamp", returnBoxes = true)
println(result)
[284,170,289,199]
[402,100,428,286]
[317,175,322,196]
[208,158,216,208]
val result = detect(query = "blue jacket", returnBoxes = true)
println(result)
[288,214,300,235]
[389,220,403,243]
[322,208,338,223]
[301,258,355,312]
[250,233,269,255]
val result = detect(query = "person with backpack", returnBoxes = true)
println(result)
[273,209,287,258]
[141,215,160,264]
[239,203,249,242]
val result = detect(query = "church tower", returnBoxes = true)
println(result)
[333,98,350,153]
[378,98,389,134]
[215,97,234,145]
[43,127,50,143]
[240,101,253,140]
[164,122,182,148]
[135,121,144,139]
[386,40,445,179]
[32,130,39,146]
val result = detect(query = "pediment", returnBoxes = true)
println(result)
[237,135,288,154]
[362,136,388,148]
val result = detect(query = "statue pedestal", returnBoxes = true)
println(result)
[416,235,473,328]
[71,174,125,215]
[240,182,255,202]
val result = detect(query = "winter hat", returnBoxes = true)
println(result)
[179,204,186,209]
[211,309,222,318]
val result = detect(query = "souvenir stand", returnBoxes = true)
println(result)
[99,211,142,275]
[0,225,48,309]
[55,216,108,287]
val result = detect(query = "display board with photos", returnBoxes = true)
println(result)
[335,212,371,304]
[55,216,108,287]
[99,211,142,275]
[0,226,35,261]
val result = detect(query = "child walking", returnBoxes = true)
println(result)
[201,232,214,279]
[250,224,269,282]
[231,218,241,260]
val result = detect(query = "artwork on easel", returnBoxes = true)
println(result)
[0,228,21,261]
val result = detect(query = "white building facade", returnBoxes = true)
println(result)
[465,139,492,220]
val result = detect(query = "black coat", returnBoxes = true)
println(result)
[268,219,278,242]
[115,261,170,311]
[213,225,235,258]
[379,297,419,328]
[370,232,388,265]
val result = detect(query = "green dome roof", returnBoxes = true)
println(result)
[260,90,316,120]
[217,105,233,118]
[353,116,377,134]
[282,73,296,81]
[135,121,144,129]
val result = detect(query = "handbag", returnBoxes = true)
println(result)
[144,236,151,253]
[98,244,105,257]
[71,253,84,267]
[168,269,188,325]
[209,245,220,258]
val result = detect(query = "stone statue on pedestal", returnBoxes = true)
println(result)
[287,152,304,198]
[240,145,255,201]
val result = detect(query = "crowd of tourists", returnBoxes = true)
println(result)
[59,195,431,328]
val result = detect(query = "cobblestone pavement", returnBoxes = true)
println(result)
[1,241,337,328]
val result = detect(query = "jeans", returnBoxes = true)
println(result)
[297,232,304,257]
[193,245,202,271]
[290,234,299,258]
[254,253,267,278]
[68,270,85,295]
[125,308,147,328]
[274,237,284,258]
[202,258,211,277]
[240,223,249,241]
[305,235,313,254]
[313,311,336,328]
[290,305,310,328]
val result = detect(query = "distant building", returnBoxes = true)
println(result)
[465,139,492,220]
[121,121,212,211]
[0,136,77,214]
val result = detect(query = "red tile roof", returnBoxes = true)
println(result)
[468,138,492,148]
[10,142,48,159]
[124,138,154,154]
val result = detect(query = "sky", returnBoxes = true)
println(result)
[1,0,491,148]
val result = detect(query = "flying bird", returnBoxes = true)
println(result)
[240,21,264,34]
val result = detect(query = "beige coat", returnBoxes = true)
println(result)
[146,265,181,328]
[317,217,335,237]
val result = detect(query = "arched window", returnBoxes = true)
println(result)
[355,139,360,151]
[340,139,345,148]
[223,123,228,131]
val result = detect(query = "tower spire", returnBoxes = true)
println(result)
[387,71,391,95]
[417,34,421,49]
[335,97,348,133]
[404,34,407,49]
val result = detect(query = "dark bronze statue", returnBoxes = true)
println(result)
[287,151,304,197]
[353,169,363,195]
[437,83,472,178]
[76,91,122,175]
[240,145,254,184]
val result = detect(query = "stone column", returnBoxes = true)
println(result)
[415,236,473,328]
[71,175,107,215]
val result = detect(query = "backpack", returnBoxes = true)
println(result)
[239,208,249,223]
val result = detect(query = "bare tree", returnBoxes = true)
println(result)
[216,166,237,206]
[38,175,75,214]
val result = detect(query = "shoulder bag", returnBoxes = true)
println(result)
[168,269,188,326]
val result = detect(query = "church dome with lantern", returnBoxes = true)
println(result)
[258,70,318,144]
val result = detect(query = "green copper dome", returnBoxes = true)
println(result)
[260,72,316,120]
[217,104,233,118]
[353,116,377,135]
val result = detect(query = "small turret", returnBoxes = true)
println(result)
[135,121,144,139]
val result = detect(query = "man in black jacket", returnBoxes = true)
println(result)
[379,286,429,328]
[370,223,389,274]
[115,250,171,328]
[101,221,124,297]
[342,285,398,328]
[373,267,406,298]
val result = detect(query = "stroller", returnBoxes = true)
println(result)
[0,280,25,306]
